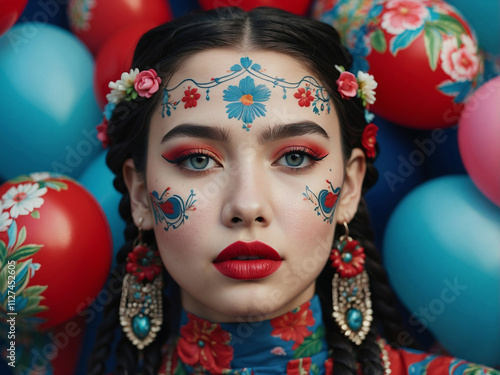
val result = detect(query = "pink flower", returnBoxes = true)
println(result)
[361,123,378,158]
[381,0,430,35]
[96,118,110,149]
[336,71,358,99]
[440,34,480,82]
[134,69,161,98]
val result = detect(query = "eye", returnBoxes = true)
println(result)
[273,147,328,170]
[162,149,221,173]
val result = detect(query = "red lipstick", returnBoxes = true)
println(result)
[213,241,282,280]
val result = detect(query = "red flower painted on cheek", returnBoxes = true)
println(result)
[294,87,314,107]
[182,87,201,109]
[177,314,234,373]
[270,301,315,349]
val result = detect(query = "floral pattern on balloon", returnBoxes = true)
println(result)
[0,174,69,329]
[150,187,197,231]
[303,180,341,224]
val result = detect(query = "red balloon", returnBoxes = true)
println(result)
[0,0,28,37]
[198,0,313,16]
[0,173,112,330]
[313,0,483,129]
[94,23,157,109]
[68,0,173,55]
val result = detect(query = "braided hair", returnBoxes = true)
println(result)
[87,7,413,374]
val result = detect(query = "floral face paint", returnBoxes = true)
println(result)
[303,179,341,224]
[149,187,197,231]
[162,57,331,131]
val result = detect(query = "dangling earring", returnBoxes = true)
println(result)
[330,221,372,345]
[120,218,163,350]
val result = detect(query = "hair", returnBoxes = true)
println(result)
[87,7,414,375]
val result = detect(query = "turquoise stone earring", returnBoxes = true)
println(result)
[330,221,373,345]
[120,218,163,350]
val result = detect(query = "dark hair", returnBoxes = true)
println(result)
[87,7,411,375]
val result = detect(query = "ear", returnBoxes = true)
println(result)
[123,158,155,230]
[336,148,366,224]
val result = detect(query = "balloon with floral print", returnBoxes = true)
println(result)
[0,173,112,330]
[313,0,483,129]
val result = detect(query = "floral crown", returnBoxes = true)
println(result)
[335,65,379,159]
[96,68,162,148]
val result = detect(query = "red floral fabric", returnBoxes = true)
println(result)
[270,301,315,349]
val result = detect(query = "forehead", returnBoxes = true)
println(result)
[154,48,337,135]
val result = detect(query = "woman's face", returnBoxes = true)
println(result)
[125,49,365,322]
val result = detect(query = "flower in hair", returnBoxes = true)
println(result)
[96,119,110,149]
[336,71,359,99]
[362,123,378,158]
[135,69,162,98]
[106,68,161,103]
[357,71,377,106]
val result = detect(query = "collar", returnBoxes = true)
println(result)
[164,295,330,374]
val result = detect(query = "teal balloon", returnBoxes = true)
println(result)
[79,152,125,264]
[0,23,101,180]
[383,175,500,366]
[445,0,500,55]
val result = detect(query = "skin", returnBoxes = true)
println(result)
[124,49,366,323]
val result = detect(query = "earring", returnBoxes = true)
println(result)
[120,218,163,350]
[330,221,373,345]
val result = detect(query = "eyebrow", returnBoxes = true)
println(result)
[258,121,330,144]
[161,124,230,143]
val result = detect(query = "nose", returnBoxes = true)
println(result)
[221,164,273,228]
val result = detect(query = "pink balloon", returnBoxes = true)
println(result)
[458,75,500,207]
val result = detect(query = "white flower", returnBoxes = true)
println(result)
[30,172,52,182]
[106,68,140,104]
[2,183,48,219]
[357,71,378,105]
[0,210,12,232]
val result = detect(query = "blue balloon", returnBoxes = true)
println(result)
[445,0,500,55]
[383,175,500,366]
[78,152,126,264]
[365,116,425,249]
[0,23,102,180]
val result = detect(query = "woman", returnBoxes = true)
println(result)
[88,7,499,375]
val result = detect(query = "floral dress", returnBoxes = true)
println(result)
[158,295,499,375]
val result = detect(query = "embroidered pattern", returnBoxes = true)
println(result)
[303,180,341,224]
[150,187,196,231]
[162,57,332,130]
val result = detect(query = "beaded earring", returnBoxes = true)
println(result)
[119,218,163,349]
[330,221,373,345]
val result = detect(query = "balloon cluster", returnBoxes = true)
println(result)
[314,0,500,367]
[0,0,498,373]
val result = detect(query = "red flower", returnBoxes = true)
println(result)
[336,71,358,99]
[270,301,315,350]
[287,357,311,375]
[330,238,366,278]
[177,313,233,373]
[134,69,161,98]
[294,88,314,107]
[96,118,110,149]
[325,358,334,375]
[182,87,201,109]
[361,123,378,158]
[126,244,162,282]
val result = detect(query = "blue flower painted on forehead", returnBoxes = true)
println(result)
[162,57,332,131]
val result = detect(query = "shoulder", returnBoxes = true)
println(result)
[379,338,500,375]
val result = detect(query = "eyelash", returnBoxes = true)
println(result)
[163,146,328,174]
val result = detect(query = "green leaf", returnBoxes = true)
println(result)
[7,175,32,184]
[8,244,43,262]
[31,210,40,219]
[19,303,48,316]
[14,260,32,294]
[432,14,466,38]
[45,180,68,191]
[424,25,443,71]
[370,28,387,53]
[0,240,6,267]
[14,226,27,251]
[22,285,47,297]
[293,326,325,359]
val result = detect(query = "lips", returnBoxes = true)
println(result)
[213,241,282,280]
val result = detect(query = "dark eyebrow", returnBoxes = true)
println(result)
[258,121,330,144]
[161,123,230,143]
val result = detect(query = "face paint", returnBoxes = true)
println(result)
[150,187,197,231]
[162,57,332,131]
[303,179,341,224]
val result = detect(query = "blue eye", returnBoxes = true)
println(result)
[184,155,211,170]
[274,147,327,170]
[283,152,306,167]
